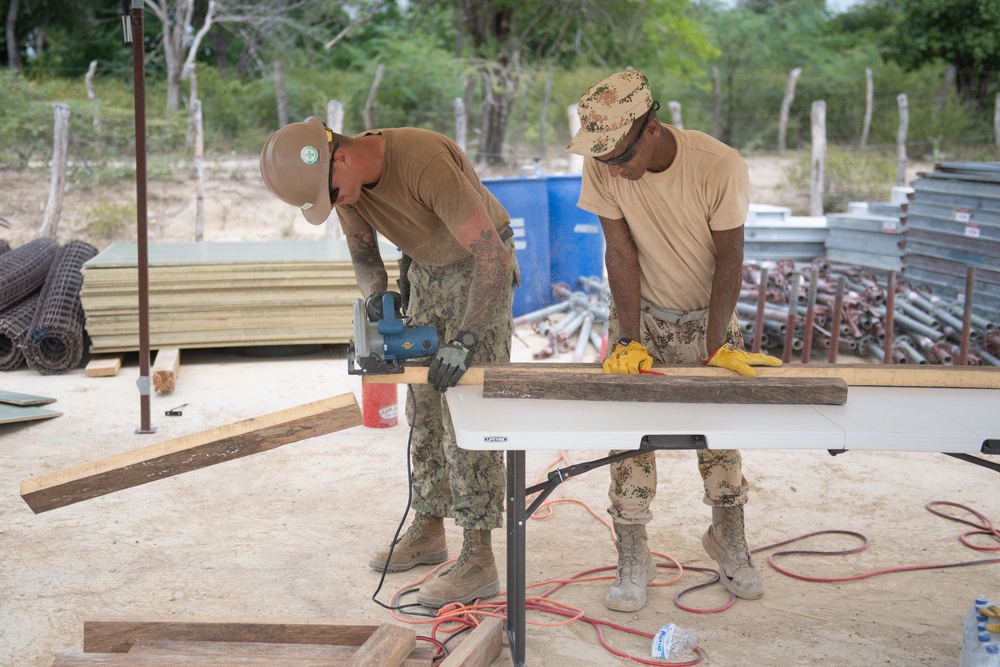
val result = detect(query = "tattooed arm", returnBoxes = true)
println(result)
[345,224,388,296]
[452,201,509,340]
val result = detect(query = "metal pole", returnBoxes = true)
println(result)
[129,0,155,434]
[958,266,975,365]
[882,271,896,365]
[753,267,767,354]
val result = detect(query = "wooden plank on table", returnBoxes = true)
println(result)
[20,394,362,514]
[152,348,180,392]
[0,389,56,406]
[83,619,384,654]
[128,640,435,666]
[483,369,849,405]
[439,616,503,667]
[0,403,62,424]
[345,624,416,667]
[363,362,1000,389]
[86,356,123,377]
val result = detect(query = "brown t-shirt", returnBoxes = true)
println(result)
[336,128,510,266]
[577,124,749,311]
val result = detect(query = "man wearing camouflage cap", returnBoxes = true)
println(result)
[260,119,520,609]
[567,69,781,611]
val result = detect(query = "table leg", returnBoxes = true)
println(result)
[506,449,526,667]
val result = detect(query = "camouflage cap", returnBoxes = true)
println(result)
[566,69,653,157]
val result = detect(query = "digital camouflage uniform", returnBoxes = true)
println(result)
[403,237,520,532]
[606,304,750,525]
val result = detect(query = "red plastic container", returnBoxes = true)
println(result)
[362,382,398,428]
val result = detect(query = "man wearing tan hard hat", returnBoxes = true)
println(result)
[566,69,781,612]
[260,119,520,610]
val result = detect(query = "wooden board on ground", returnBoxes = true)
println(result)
[85,356,123,377]
[127,640,435,666]
[20,394,362,514]
[483,369,849,405]
[0,389,56,405]
[0,403,62,424]
[345,623,416,667]
[152,348,180,392]
[364,362,1000,389]
[83,619,396,653]
[439,616,503,667]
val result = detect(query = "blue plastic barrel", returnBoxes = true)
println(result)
[482,177,551,317]
[545,175,605,289]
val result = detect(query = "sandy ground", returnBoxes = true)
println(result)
[2,155,998,666]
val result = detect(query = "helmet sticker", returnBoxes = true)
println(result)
[300,146,319,164]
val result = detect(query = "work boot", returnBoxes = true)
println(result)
[368,513,447,572]
[606,523,658,612]
[702,505,764,600]
[416,529,500,608]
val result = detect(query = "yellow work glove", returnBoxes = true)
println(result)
[703,343,782,377]
[603,338,654,374]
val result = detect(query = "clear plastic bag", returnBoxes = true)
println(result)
[651,622,697,660]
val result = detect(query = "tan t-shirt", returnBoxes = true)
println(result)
[336,128,510,266]
[577,124,749,311]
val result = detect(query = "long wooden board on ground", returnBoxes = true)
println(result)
[483,369,849,404]
[127,639,435,666]
[151,348,180,392]
[363,362,1000,389]
[20,394,362,514]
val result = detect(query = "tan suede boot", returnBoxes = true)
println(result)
[368,513,448,572]
[702,505,764,600]
[415,529,500,608]
[606,523,658,612]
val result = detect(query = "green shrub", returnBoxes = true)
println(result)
[781,146,897,212]
[83,201,136,239]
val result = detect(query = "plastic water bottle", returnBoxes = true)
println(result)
[962,597,993,667]
[982,644,1000,667]
[968,633,997,667]
[651,623,697,660]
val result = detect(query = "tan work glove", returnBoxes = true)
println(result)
[703,343,782,377]
[603,338,654,374]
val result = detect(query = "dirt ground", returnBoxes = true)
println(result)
[2,155,998,667]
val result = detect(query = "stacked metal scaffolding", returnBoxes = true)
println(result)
[514,277,610,361]
[21,240,99,375]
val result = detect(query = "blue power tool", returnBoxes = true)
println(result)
[347,293,438,375]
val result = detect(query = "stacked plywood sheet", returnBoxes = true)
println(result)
[80,240,399,353]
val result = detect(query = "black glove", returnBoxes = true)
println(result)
[365,290,402,322]
[427,331,479,392]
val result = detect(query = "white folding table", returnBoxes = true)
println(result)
[446,385,1000,667]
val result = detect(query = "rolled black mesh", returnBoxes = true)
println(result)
[0,293,39,372]
[22,240,99,374]
[0,239,10,256]
[0,237,59,312]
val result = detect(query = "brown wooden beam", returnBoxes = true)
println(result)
[483,369,849,405]
[345,624,416,667]
[438,616,502,667]
[20,394,362,514]
[151,348,181,392]
[362,362,1000,389]
[127,639,435,666]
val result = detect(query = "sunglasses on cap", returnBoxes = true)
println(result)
[594,101,660,166]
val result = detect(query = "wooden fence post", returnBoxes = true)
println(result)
[86,60,101,152]
[809,100,826,217]
[363,64,384,130]
[668,101,683,130]
[567,104,583,175]
[778,67,801,154]
[38,103,71,238]
[712,67,721,138]
[274,61,288,128]
[455,98,467,153]
[192,98,205,242]
[860,67,872,150]
[896,93,909,186]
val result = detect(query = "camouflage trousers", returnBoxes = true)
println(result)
[606,302,750,525]
[402,236,519,531]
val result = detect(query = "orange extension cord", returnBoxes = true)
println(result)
[381,450,1000,665]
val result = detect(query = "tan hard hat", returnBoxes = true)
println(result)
[260,116,332,225]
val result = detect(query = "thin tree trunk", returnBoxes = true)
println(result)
[809,100,826,217]
[712,67,721,139]
[455,98,467,153]
[778,67,802,154]
[192,99,205,242]
[5,0,21,71]
[274,61,288,128]
[668,101,683,130]
[539,65,553,160]
[934,65,956,114]
[86,60,101,152]
[39,104,71,238]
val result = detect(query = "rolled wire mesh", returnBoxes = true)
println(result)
[0,293,39,372]
[22,240,99,374]
[0,237,59,311]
